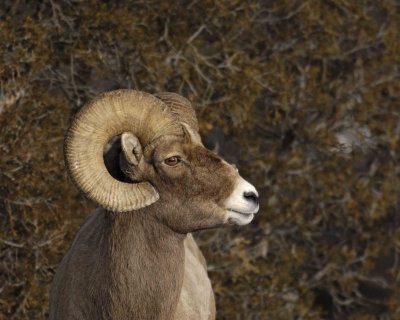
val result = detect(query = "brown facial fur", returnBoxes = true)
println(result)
[125,136,238,233]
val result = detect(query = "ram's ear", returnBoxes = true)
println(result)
[121,132,143,166]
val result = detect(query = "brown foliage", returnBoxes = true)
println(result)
[1,1,399,319]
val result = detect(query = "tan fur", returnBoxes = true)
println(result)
[50,136,239,319]
[175,234,216,319]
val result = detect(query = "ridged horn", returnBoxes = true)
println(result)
[65,89,183,212]
[154,92,202,143]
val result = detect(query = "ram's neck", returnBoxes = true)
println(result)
[104,211,186,320]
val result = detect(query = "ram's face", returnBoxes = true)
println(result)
[123,136,259,233]
[65,89,258,226]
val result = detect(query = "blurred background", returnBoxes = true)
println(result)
[1,1,399,319]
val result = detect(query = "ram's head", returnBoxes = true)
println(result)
[65,90,259,233]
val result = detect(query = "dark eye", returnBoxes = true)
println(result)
[164,156,181,166]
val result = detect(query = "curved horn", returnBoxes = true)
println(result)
[65,89,183,212]
[154,92,202,144]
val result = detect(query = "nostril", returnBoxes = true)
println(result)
[243,191,259,205]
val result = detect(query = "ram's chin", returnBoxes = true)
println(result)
[226,210,254,226]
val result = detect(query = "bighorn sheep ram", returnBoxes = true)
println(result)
[49,90,259,319]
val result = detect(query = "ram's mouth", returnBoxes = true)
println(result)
[226,209,255,226]
[227,208,255,216]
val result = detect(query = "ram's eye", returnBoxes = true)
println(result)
[164,156,180,166]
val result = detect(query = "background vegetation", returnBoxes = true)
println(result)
[1,1,399,319]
